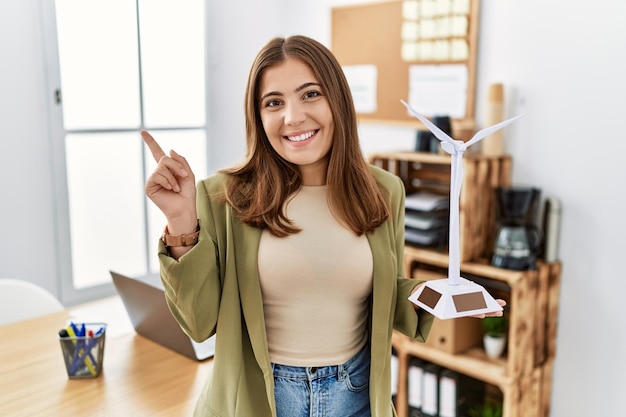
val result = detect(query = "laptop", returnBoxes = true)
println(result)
[110,270,215,361]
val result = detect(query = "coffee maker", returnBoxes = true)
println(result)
[491,187,542,270]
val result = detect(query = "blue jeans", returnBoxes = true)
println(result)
[272,345,371,417]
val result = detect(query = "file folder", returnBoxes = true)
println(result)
[421,363,440,417]
[439,369,486,417]
[391,348,399,406]
[408,357,427,417]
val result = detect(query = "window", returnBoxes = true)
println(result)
[42,0,208,304]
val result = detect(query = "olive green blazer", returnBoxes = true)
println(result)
[159,165,433,417]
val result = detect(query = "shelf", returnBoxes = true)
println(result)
[372,150,561,417]
[392,247,561,417]
[393,331,510,388]
[369,150,510,164]
[403,246,528,286]
[369,150,452,165]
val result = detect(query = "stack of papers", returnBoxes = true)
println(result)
[405,211,448,230]
[405,191,450,212]
[404,191,449,247]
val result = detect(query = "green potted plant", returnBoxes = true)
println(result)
[482,315,508,358]
[468,400,503,417]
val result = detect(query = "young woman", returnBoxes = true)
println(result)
[143,35,502,417]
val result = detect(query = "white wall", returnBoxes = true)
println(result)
[477,2,626,415]
[1,0,625,415]
[205,0,284,170]
[0,0,60,295]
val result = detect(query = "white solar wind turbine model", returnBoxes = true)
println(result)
[402,99,524,319]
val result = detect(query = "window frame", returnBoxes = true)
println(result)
[40,0,210,305]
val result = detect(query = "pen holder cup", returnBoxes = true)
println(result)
[58,323,107,379]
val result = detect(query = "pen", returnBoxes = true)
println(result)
[66,323,98,376]
[70,326,105,375]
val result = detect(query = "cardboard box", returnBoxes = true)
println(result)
[424,316,483,354]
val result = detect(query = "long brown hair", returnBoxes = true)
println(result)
[221,35,389,237]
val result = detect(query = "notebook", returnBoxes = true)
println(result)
[110,270,215,361]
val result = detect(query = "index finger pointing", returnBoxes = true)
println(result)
[141,130,166,162]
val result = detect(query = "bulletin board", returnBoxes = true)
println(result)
[331,0,480,139]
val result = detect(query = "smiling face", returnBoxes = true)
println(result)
[258,57,334,186]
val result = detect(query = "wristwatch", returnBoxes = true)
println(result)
[161,222,200,247]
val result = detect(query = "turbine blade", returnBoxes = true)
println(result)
[466,113,525,147]
[401,100,455,144]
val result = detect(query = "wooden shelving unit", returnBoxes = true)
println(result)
[369,151,561,417]
[394,247,561,417]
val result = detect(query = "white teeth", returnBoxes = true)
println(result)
[287,131,315,142]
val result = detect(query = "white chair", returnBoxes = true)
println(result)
[0,279,64,326]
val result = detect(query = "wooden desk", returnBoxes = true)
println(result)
[0,296,213,417]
